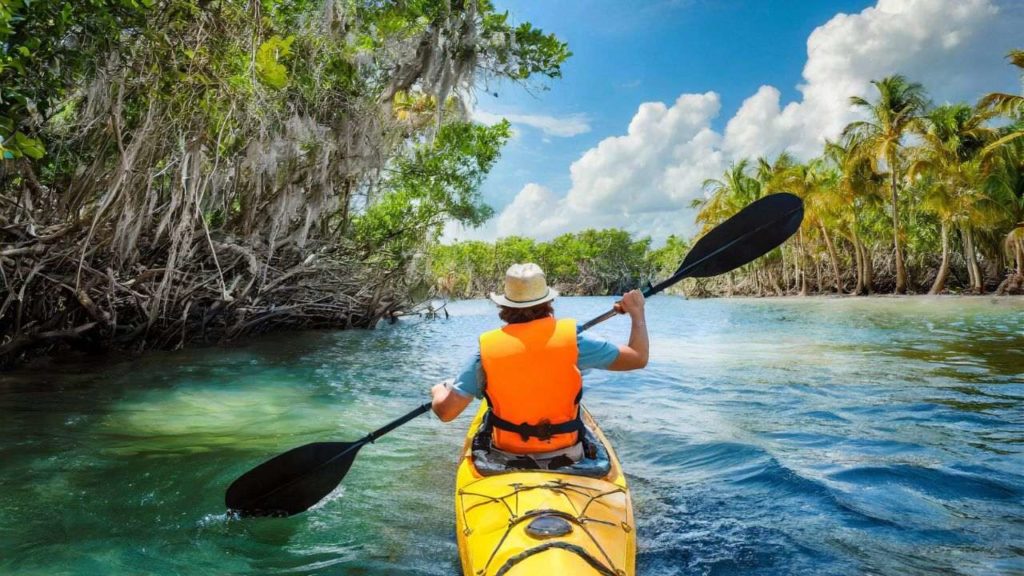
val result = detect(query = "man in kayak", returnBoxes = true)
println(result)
[430,262,648,466]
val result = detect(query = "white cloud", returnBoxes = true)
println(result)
[723,0,1024,160]
[488,94,727,242]
[567,93,724,214]
[476,0,1024,244]
[473,109,591,137]
[496,184,570,238]
[723,86,805,160]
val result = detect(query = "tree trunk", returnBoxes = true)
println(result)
[1016,237,1023,276]
[819,221,842,293]
[850,233,865,295]
[798,228,808,296]
[889,156,907,294]
[851,236,863,295]
[781,247,790,293]
[768,269,783,295]
[962,229,977,290]
[964,227,984,293]
[929,220,950,295]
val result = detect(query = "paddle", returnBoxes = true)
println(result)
[225,192,804,517]
[579,191,804,330]
[225,401,432,516]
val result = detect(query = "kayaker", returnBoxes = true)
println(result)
[431,262,648,466]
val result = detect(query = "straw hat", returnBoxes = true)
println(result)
[489,263,559,308]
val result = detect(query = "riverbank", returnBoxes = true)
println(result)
[680,271,1024,298]
[4,289,1020,372]
[0,241,425,370]
[684,280,1024,298]
[429,229,1024,302]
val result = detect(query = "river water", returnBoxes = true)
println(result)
[1,296,1022,575]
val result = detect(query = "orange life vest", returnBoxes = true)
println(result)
[479,316,583,453]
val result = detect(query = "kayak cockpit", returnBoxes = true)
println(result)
[469,414,612,478]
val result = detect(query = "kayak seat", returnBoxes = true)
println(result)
[470,413,612,478]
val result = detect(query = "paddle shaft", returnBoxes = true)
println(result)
[578,203,802,331]
[367,401,432,442]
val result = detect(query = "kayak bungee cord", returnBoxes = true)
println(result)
[458,479,629,576]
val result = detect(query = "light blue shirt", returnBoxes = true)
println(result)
[452,323,620,399]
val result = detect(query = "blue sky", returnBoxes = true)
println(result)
[447,0,1024,244]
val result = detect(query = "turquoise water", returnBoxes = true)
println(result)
[1,296,1022,575]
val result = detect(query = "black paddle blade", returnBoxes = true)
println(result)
[677,192,803,278]
[225,441,363,517]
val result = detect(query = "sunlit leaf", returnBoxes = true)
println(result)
[255,35,295,90]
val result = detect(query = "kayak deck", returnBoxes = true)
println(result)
[455,404,635,576]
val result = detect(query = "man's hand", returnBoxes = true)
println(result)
[609,289,649,371]
[430,381,449,403]
[613,289,646,318]
[431,379,472,422]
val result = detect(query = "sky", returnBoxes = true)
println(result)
[443,0,1024,245]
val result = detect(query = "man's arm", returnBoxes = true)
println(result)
[607,289,648,371]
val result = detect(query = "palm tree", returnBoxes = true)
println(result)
[824,135,885,294]
[696,159,762,230]
[844,75,929,293]
[755,154,800,292]
[1007,224,1024,278]
[782,160,845,293]
[987,136,1024,289]
[755,153,797,194]
[770,160,830,295]
[979,49,1024,151]
[980,49,1024,289]
[695,160,763,294]
[909,104,998,293]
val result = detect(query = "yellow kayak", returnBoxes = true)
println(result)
[455,403,635,576]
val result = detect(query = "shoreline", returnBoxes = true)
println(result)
[683,292,1024,300]
[7,293,1020,373]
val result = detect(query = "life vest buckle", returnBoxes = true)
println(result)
[529,419,554,441]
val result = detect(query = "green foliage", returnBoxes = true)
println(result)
[0,0,576,360]
[1,0,565,245]
[431,229,655,297]
[690,61,1024,294]
[353,120,511,256]
[2,129,45,159]
[478,6,570,82]
[648,235,689,278]
[0,0,146,159]
[255,35,295,90]
[494,236,538,272]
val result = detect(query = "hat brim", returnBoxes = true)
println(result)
[489,287,558,308]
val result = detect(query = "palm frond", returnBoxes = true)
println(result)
[983,130,1024,155]
[1008,49,1024,70]
[978,92,1024,117]
[848,95,871,109]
